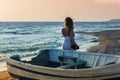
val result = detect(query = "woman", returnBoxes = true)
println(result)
[61,17,79,50]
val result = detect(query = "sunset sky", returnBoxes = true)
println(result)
[0,0,120,21]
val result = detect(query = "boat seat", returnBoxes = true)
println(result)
[58,60,86,69]
[58,55,77,62]
[58,55,77,59]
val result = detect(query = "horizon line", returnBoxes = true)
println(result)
[0,18,119,22]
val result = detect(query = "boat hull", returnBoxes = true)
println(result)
[7,65,120,80]
[6,49,120,80]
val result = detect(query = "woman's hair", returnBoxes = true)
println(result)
[64,17,74,29]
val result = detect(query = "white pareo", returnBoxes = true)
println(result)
[62,36,72,50]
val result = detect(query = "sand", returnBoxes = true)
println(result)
[0,71,18,80]
[87,30,120,55]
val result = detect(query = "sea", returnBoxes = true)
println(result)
[0,22,120,71]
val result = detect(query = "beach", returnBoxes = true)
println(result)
[0,62,18,80]
[86,30,120,55]
[0,71,18,80]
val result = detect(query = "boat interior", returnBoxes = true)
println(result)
[10,49,120,69]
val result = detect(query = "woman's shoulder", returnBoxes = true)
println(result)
[61,27,65,31]
[62,27,69,30]
[62,27,70,33]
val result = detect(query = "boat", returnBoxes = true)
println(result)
[6,49,120,80]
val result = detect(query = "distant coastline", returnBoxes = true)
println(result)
[108,19,120,22]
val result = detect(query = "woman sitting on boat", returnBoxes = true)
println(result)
[61,17,79,50]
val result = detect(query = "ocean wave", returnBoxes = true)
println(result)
[0,41,61,54]
[0,29,49,35]
[0,48,39,54]
[4,31,33,35]
[0,57,6,62]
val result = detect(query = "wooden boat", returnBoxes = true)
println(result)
[6,49,120,80]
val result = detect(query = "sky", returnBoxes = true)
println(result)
[0,0,120,21]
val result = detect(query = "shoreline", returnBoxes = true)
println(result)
[83,30,120,55]
[0,62,7,72]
